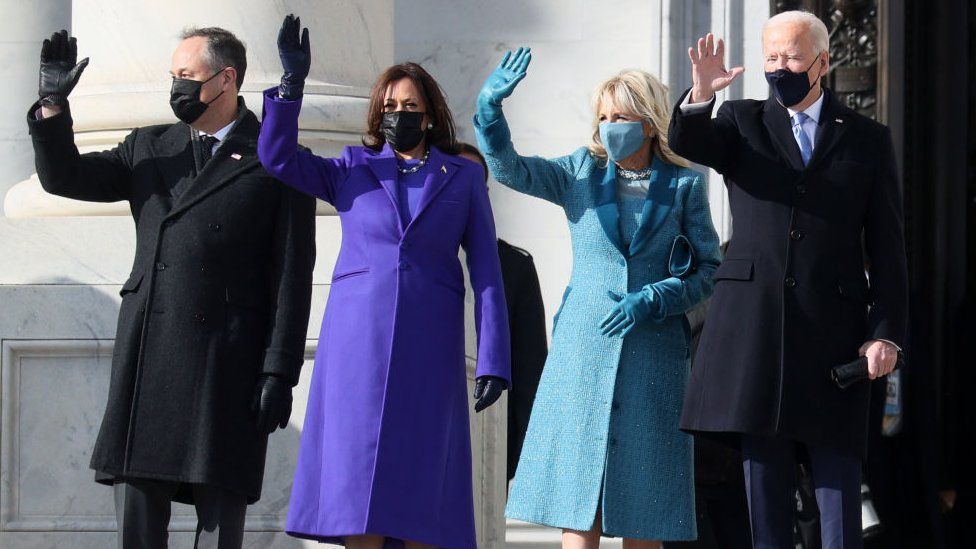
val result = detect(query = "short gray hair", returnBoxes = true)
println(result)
[179,27,247,89]
[762,10,829,54]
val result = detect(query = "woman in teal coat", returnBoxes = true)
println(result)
[474,49,722,547]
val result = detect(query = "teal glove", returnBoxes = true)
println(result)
[477,46,531,125]
[599,290,655,338]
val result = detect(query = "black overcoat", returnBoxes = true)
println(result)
[27,98,316,503]
[668,88,908,456]
[497,239,547,480]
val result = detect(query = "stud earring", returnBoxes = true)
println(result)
[428,123,434,129]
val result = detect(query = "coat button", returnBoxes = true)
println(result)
[193,313,206,323]
[785,277,797,288]
[609,437,618,447]
[155,262,167,271]
[612,401,620,410]
[790,229,804,240]
[163,220,174,227]
[796,184,807,195]
[838,285,847,296]
[399,261,410,270]
[209,223,222,232]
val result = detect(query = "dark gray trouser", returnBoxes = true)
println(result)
[113,479,247,549]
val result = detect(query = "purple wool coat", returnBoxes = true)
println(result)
[258,89,511,548]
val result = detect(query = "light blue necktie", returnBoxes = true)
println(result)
[791,112,813,166]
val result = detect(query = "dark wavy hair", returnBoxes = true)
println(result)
[363,62,459,154]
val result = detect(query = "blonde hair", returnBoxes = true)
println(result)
[763,10,829,53]
[587,69,689,168]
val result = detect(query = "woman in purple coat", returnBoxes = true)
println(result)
[257,16,511,549]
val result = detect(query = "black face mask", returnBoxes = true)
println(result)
[381,111,427,152]
[169,68,228,124]
[764,57,821,108]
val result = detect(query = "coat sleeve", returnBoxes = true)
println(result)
[641,173,722,320]
[27,102,133,202]
[258,87,350,204]
[261,180,317,385]
[667,88,741,175]
[472,111,578,206]
[462,169,512,387]
[864,127,908,347]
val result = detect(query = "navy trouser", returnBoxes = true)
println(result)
[741,435,863,549]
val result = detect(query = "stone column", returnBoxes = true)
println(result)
[0,0,71,215]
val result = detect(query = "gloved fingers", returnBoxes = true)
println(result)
[507,47,526,71]
[278,15,291,47]
[599,307,623,329]
[40,38,52,63]
[601,314,629,336]
[618,318,636,338]
[474,381,502,413]
[515,51,532,74]
[496,50,512,70]
[300,27,310,55]
[69,57,90,84]
[67,35,77,64]
[57,30,69,61]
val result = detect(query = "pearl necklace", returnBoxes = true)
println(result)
[617,166,653,180]
[396,149,430,174]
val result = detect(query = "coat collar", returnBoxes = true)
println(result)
[592,155,679,257]
[364,143,460,235]
[762,87,850,172]
[628,156,678,256]
[594,160,624,255]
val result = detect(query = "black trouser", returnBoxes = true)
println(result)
[113,479,247,549]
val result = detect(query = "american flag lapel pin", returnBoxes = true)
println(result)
[231,153,242,160]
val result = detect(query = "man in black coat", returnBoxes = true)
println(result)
[668,10,908,549]
[28,28,316,548]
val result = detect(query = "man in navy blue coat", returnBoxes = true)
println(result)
[669,10,908,549]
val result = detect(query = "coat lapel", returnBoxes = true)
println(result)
[593,161,625,256]
[628,156,678,256]
[167,108,260,219]
[151,123,195,204]
[364,143,402,230]
[406,147,458,233]
[762,96,805,171]
[805,89,850,172]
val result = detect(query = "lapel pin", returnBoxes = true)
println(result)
[230,153,242,160]
[441,165,447,174]
[835,118,844,124]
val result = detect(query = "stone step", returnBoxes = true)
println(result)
[505,519,624,548]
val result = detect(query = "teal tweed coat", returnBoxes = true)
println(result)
[475,114,721,541]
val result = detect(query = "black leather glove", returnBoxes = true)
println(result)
[39,29,89,107]
[473,375,506,413]
[251,374,293,434]
[277,14,311,100]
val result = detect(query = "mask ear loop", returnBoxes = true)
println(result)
[202,67,231,106]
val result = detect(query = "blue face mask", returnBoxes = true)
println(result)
[599,121,647,162]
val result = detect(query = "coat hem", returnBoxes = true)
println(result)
[93,466,259,504]
[506,510,695,542]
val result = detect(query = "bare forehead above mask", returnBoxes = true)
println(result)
[383,77,428,109]
[171,36,215,78]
